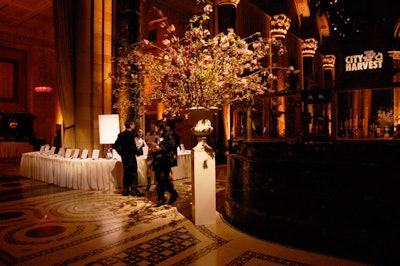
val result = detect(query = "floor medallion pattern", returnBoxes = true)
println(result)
[0,158,370,266]
[0,190,229,266]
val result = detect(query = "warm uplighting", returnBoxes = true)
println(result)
[270,14,291,39]
[322,54,336,70]
[301,38,318,57]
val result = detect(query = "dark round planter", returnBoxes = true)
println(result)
[223,139,400,264]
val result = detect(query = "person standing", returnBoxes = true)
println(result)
[144,121,159,190]
[134,128,146,155]
[114,120,144,197]
[52,129,62,154]
[145,121,158,145]
[164,120,180,180]
[149,120,179,207]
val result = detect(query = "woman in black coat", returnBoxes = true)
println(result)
[149,120,179,207]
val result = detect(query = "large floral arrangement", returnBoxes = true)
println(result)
[112,2,289,116]
[376,108,395,127]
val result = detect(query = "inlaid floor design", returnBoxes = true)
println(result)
[0,158,369,266]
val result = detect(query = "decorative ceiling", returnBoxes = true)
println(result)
[0,0,397,44]
[314,0,399,38]
[0,0,53,42]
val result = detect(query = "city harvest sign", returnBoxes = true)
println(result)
[345,50,383,72]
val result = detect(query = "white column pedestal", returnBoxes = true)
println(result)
[191,142,216,225]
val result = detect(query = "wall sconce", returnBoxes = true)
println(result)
[301,38,318,57]
[270,14,291,39]
[34,17,53,93]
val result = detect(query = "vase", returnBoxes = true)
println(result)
[188,107,216,151]
[191,119,213,151]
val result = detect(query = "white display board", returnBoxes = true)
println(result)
[99,114,120,144]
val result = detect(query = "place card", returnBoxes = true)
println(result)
[43,145,51,155]
[81,149,88,159]
[58,147,65,157]
[39,145,45,153]
[49,146,56,155]
[105,148,113,159]
[64,148,72,158]
[112,149,121,160]
[72,149,80,159]
[92,149,99,160]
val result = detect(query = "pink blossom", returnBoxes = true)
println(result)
[167,24,176,33]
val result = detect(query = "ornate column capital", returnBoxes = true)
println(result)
[302,38,318,57]
[389,50,400,60]
[270,14,291,39]
[216,0,240,7]
[322,54,336,70]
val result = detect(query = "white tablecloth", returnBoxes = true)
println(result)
[20,152,123,190]
[136,151,192,185]
[20,151,191,191]
[0,142,33,158]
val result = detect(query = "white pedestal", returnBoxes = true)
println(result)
[191,142,216,225]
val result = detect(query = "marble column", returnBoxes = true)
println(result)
[74,0,113,152]
[216,0,240,33]
[322,54,336,136]
[362,90,372,138]
[391,51,400,126]
[302,38,318,89]
[217,0,240,144]
[270,14,291,137]
[301,38,318,137]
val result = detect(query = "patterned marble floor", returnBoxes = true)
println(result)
[0,158,370,266]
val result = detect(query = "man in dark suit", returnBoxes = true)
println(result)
[114,119,144,197]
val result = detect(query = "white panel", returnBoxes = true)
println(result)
[98,114,120,144]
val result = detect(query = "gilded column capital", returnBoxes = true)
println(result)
[270,14,291,39]
[302,38,318,57]
[322,54,336,70]
[216,0,240,7]
[388,50,400,60]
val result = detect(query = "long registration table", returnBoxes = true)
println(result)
[20,151,192,191]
